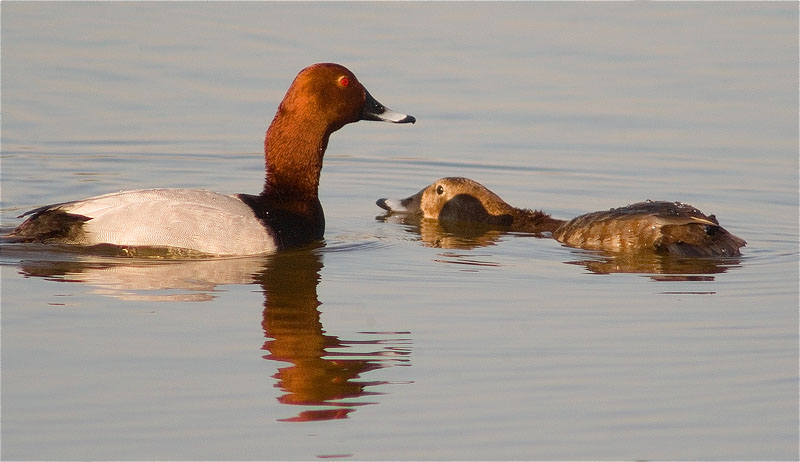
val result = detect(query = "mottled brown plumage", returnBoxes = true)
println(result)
[377,177,745,257]
[552,200,745,257]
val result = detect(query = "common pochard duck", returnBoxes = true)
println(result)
[377,177,746,257]
[8,63,415,255]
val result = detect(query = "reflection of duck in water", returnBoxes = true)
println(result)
[6,247,411,422]
[377,177,745,257]
[257,249,411,422]
[379,211,507,250]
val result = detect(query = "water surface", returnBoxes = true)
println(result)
[2,3,798,460]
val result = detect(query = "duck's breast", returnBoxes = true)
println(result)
[39,189,278,255]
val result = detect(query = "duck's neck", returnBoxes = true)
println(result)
[262,112,331,201]
[511,208,566,234]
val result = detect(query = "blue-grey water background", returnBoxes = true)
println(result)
[1,3,798,460]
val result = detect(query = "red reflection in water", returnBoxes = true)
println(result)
[257,250,411,422]
[278,408,352,422]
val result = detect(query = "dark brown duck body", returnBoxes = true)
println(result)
[377,177,745,257]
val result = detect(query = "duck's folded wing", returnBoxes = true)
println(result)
[553,201,745,256]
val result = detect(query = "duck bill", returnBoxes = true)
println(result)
[361,89,416,124]
[376,188,424,214]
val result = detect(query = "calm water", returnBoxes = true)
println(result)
[1,3,798,460]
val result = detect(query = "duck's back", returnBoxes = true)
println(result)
[9,189,278,255]
[552,201,745,257]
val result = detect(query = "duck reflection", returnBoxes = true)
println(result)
[564,250,741,280]
[5,245,411,422]
[379,212,508,250]
[256,249,411,422]
[377,213,741,278]
[12,251,266,301]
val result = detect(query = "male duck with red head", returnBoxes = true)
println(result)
[8,63,415,255]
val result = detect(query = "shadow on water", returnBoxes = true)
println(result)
[377,213,743,279]
[0,243,412,422]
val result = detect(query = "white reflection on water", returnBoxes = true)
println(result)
[3,246,413,423]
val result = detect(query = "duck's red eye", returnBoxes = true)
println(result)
[338,76,350,87]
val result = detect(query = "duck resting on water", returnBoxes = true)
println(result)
[6,63,415,256]
[376,177,745,257]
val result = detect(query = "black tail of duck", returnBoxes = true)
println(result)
[377,177,745,257]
